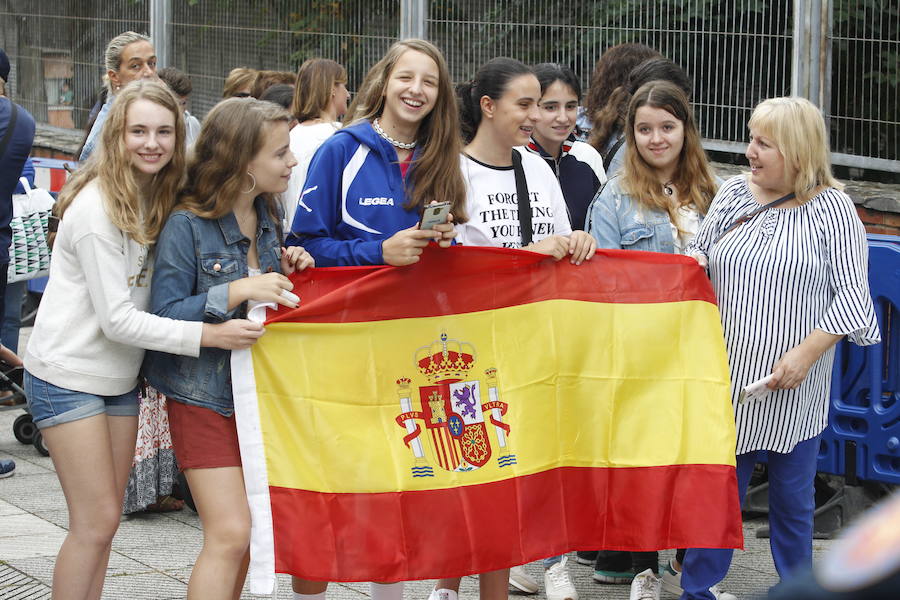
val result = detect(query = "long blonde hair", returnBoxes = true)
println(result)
[177,98,291,222]
[56,80,185,245]
[621,80,717,221]
[346,39,467,223]
[748,97,842,202]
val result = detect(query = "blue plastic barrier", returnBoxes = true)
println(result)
[818,236,900,485]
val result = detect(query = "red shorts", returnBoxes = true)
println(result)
[166,398,242,469]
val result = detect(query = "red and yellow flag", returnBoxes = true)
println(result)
[233,245,742,593]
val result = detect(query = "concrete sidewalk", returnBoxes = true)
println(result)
[0,407,834,600]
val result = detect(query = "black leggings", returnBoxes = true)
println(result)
[595,549,687,575]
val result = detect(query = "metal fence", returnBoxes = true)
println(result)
[0,0,897,171]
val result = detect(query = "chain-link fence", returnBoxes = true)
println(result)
[0,0,897,171]
[428,0,795,160]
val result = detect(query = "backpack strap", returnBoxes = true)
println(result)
[511,149,533,246]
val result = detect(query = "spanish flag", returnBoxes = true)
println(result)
[233,245,742,594]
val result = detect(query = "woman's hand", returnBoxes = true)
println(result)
[526,235,569,260]
[567,231,596,265]
[201,319,265,350]
[769,330,843,390]
[769,346,816,390]
[281,246,314,275]
[229,273,298,309]
[382,225,439,266]
[690,252,709,269]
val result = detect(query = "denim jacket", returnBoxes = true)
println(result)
[143,198,283,416]
[586,176,683,253]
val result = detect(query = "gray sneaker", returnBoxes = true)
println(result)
[0,459,15,478]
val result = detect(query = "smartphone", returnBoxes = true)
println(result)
[419,201,451,230]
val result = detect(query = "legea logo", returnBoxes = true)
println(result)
[359,197,395,206]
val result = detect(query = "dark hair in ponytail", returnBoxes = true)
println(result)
[532,63,582,99]
[457,57,533,143]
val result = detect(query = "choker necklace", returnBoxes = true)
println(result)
[663,181,675,196]
[373,118,416,150]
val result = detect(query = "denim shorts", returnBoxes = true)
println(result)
[24,371,139,429]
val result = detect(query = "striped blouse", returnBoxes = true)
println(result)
[687,175,881,454]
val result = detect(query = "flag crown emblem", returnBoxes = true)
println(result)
[414,332,476,384]
[396,330,516,476]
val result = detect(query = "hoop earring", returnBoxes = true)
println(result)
[243,172,256,194]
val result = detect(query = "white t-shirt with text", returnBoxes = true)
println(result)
[456,151,572,249]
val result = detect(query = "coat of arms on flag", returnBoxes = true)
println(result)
[396,332,515,476]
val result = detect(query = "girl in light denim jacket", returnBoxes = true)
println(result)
[584,80,724,600]
[145,98,313,599]
[587,80,719,257]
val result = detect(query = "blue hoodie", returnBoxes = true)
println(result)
[285,120,419,266]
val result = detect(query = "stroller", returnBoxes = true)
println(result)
[2,360,48,456]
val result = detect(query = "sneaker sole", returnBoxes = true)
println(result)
[0,471,14,479]
[592,574,633,584]
[660,579,682,596]
[574,557,595,565]
[509,579,539,594]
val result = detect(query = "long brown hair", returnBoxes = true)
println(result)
[590,57,692,157]
[621,80,717,221]
[584,44,660,138]
[291,58,347,122]
[177,98,291,222]
[346,39,467,223]
[56,79,185,245]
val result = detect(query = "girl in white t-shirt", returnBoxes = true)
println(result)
[282,58,350,233]
[431,58,595,600]
[455,58,595,263]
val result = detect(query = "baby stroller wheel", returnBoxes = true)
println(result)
[13,413,36,444]
[33,431,49,456]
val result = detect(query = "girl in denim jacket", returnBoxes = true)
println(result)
[587,81,719,257]
[146,98,313,600]
[585,81,724,600]
[24,81,263,600]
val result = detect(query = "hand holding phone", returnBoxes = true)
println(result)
[419,201,451,230]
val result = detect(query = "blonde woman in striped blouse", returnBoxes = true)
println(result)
[677,97,880,600]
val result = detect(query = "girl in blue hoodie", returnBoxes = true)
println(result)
[285,39,467,600]
[286,39,467,267]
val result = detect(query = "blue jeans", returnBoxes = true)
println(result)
[543,555,563,568]
[679,435,820,599]
[1,280,25,352]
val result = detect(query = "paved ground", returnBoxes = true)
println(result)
[0,406,836,600]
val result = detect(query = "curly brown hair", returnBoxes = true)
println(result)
[584,44,660,155]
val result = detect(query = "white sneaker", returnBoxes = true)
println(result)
[544,556,578,600]
[659,559,736,600]
[509,565,539,594]
[708,585,736,600]
[629,569,661,600]
[427,589,458,600]
[660,559,682,596]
